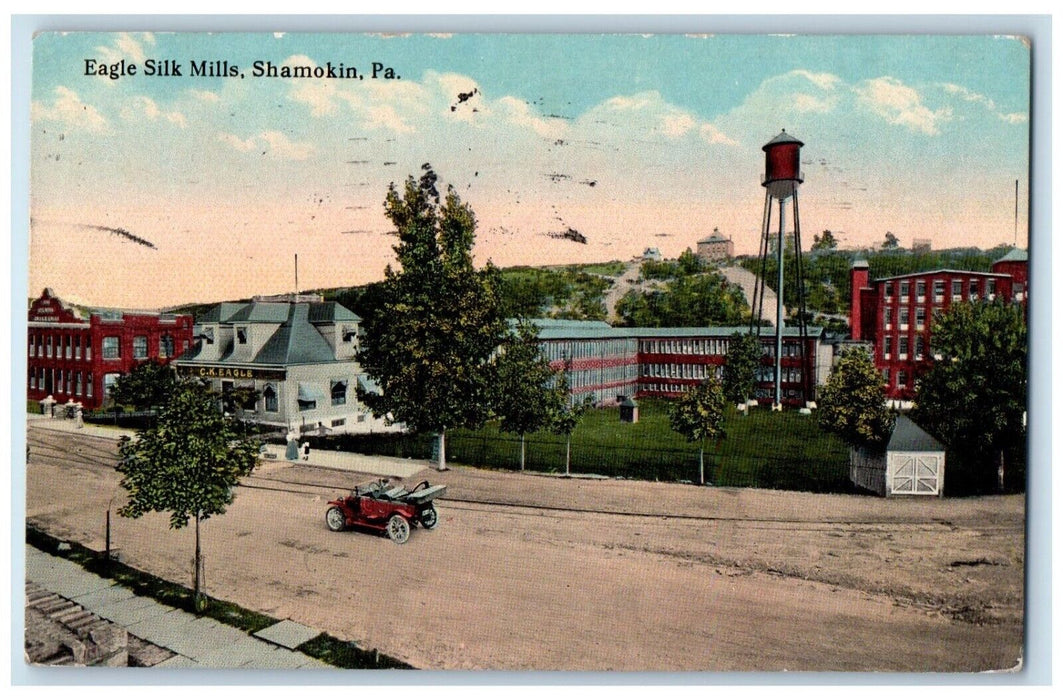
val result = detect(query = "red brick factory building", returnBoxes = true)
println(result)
[27,288,194,410]
[848,248,1028,403]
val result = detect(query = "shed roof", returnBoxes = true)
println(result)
[994,247,1028,264]
[887,415,945,453]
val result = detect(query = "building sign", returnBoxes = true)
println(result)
[178,365,286,381]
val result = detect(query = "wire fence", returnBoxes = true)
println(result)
[304,428,855,494]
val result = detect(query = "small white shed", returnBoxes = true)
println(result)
[850,415,946,497]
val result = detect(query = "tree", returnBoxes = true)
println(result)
[882,231,900,250]
[912,300,1027,492]
[812,230,838,251]
[109,360,178,411]
[722,332,761,405]
[548,370,591,476]
[493,320,567,470]
[357,165,509,470]
[817,346,894,448]
[115,379,259,609]
[669,378,727,485]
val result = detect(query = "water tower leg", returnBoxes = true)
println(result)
[773,198,786,411]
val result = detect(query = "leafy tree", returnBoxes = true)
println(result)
[722,332,761,405]
[357,165,509,470]
[221,384,262,421]
[493,320,567,470]
[615,274,746,328]
[812,230,838,251]
[109,360,178,411]
[912,300,1027,492]
[669,378,727,485]
[548,370,591,476]
[817,346,894,449]
[677,248,705,276]
[882,231,900,250]
[115,379,260,609]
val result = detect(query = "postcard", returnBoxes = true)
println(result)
[22,28,1032,673]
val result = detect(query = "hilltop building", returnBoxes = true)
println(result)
[849,248,1028,403]
[174,299,395,435]
[27,288,194,410]
[696,227,734,262]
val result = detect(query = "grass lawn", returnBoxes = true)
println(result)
[447,399,852,492]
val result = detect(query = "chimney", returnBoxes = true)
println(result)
[850,260,870,341]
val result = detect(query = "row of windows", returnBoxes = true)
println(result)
[883,278,997,304]
[883,368,911,388]
[542,339,636,362]
[565,365,639,390]
[641,363,723,381]
[28,367,94,398]
[882,335,927,361]
[28,334,92,361]
[29,333,182,361]
[226,379,352,414]
[639,338,732,356]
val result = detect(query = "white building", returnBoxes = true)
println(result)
[175,300,396,435]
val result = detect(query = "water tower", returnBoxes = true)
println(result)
[749,130,812,411]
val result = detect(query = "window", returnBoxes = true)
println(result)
[916,280,926,301]
[159,334,174,359]
[899,337,909,358]
[263,383,278,413]
[899,308,910,329]
[29,373,36,390]
[236,327,248,345]
[46,336,53,358]
[884,282,893,299]
[331,380,348,406]
[87,373,93,397]
[202,327,215,345]
[76,372,83,396]
[883,306,892,329]
[916,307,926,330]
[103,373,120,396]
[74,336,81,359]
[65,336,71,359]
[986,279,996,298]
[29,334,35,358]
[102,337,120,359]
[133,335,148,359]
[883,368,890,385]
[915,336,925,360]
[884,336,892,358]
[898,371,908,388]
[899,281,910,298]
[951,279,962,300]
[297,383,320,411]
[331,418,346,428]
[933,280,945,302]
[969,280,979,300]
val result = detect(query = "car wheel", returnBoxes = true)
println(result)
[326,507,346,532]
[386,514,410,544]
[419,506,439,530]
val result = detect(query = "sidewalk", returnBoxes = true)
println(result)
[24,544,332,669]
[28,415,430,480]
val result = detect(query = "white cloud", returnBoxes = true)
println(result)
[699,123,737,146]
[855,77,951,135]
[188,89,221,103]
[999,112,1028,124]
[790,69,842,91]
[581,90,732,144]
[218,131,313,160]
[496,96,566,139]
[120,96,187,128]
[95,32,148,65]
[31,86,107,132]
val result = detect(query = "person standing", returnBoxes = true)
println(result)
[301,441,311,461]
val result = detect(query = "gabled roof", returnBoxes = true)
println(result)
[887,415,944,453]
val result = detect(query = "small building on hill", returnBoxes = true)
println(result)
[850,415,946,497]
[696,227,734,262]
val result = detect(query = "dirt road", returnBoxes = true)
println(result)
[25,427,1024,671]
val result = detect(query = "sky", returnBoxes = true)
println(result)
[27,31,1032,308]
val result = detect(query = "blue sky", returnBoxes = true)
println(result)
[29,32,1031,307]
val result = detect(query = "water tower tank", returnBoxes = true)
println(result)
[762,130,804,200]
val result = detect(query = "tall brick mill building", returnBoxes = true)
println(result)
[27,288,194,410]
[848,248,1028,403]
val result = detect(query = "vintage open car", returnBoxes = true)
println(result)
[325,478,446,544]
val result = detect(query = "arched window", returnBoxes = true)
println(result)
[263,383,278,413]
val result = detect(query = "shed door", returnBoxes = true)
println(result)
[891,454,941,495]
